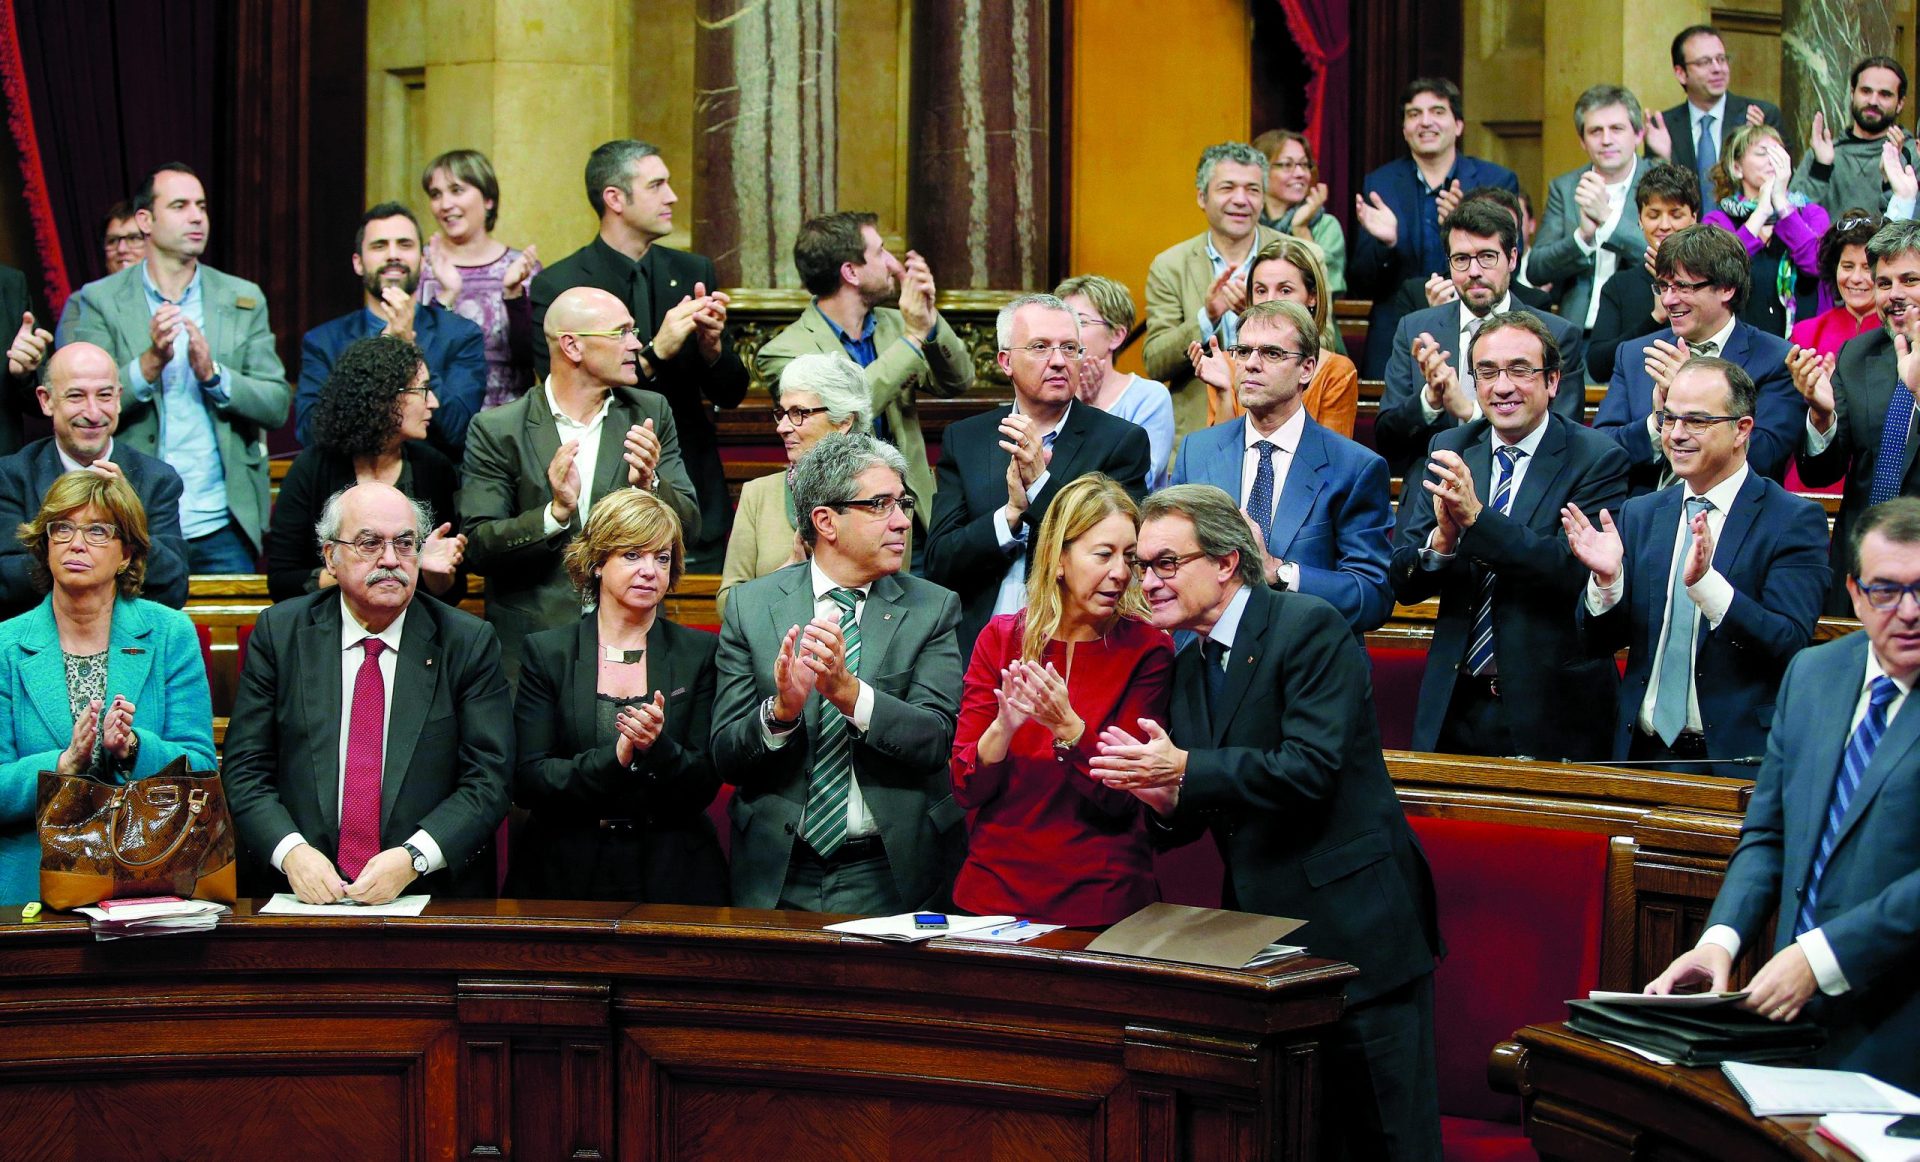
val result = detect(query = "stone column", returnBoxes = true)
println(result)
[1781,0,1899,148]
[693,0,839,287]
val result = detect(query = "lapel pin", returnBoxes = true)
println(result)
[425,658,435,668]
[121,647,145,655]
[883,613,894,620]
[669,279,679,288]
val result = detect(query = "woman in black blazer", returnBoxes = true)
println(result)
[505,488,727,903]
[266,336,465,601]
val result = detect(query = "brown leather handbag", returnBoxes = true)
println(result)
[36,755,237,910]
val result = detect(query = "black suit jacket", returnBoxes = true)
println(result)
[0,264,37,457]
[222,588,515,897]
[0,437,188,618]
[924,402,1152,657]
[507,614,728,904]
[1390,415,1631,759]
[529,238,750,545]
[1660,95,1784,172]
[1160,584,1441,1005]
[1797,328,1911,611]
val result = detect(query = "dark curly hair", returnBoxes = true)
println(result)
[1819,209,1883,292]
[311,335,426,460]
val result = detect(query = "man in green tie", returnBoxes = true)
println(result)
[711,432,965,912]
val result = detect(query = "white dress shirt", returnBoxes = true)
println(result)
[1688,95,1729,153]
[1239,409,1307,589]
[761,560,881,839]
[56,438,113,473]
[539,378,614,536]
[1572,172,1634,328]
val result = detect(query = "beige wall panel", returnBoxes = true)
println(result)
[631,0,698,242]
[491,61,616,257]
[424,0,497,64]
[367,0,426,71]
[836,0,906,242]
[493,0,617,63]
[1464,0,1545,197]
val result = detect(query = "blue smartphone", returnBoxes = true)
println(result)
[912,912,948,930]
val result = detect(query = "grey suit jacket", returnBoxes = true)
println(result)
[56,262,292,552]
[753,304,974,533]
[1526,158,1651,334]
[710,563,966,910]
[459,383,700,679]
[1143,226,1287,438]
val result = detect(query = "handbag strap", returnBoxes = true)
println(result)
[106,785,211,871]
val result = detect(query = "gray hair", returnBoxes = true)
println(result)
[314,485,434,552]
[1572,84,1644,135]
[585,139,661,216]
[790,432,911,547]
[1195,142,1270,193]
[776,353,870,429]
[1140,484,1266,590]
[995,292,1080,351]
[1867,219,1920,270]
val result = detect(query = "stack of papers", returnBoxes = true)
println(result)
[74,896,228,940]
[823,913,1013,943]
[1818,1115,1920,1162]
[257,894,432,916]
[940,919,1063,944]
[1721,1062,1920,1117]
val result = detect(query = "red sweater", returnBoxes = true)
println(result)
[950,613,1174,926]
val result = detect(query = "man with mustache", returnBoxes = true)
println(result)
[293,202,487,460]
[0,342,189,618]
[1789,57,1920,223]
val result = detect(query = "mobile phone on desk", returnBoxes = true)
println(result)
[1888,1115,1920,1139]
[912,912,947,930]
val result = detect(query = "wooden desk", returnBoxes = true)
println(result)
[0,901,1355,1161]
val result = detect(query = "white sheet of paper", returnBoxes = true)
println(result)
[940,921,1064,944]
[1586,989,1750,1007]
[824,913,1013,943]
[257,893,431,917]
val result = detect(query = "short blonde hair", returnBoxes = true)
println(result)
[17,471,150,598]
[562,489,685,604]
[1022,474,1148,661]
[1051,273,1137,334]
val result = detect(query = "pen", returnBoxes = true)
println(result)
[987,920,1030,937]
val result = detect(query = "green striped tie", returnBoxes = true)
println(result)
[799,587,862,856]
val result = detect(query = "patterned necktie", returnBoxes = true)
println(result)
[337,638,387,879]
[799,588,862,857]
[1795,676,1900,936]
[1466,444,1526,677]
[1688,340,1719,358]
[1202,637,1228,711]
[1246,440,1279,547]
[1651,496,1715,745]
[1695,114,1717,195]
[1870,380,1917,506]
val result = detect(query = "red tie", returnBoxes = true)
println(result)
[337,637,387,879]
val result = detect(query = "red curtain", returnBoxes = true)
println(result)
[0,0,68,309]
[1274,0,1353,225]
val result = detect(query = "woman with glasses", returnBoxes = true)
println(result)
[1253,129,1346,295]
[267,336,465,602]
[0,472,215,904]
[717,353,869,619]
[418,149,542,409]
[1053,275,1175,489]
[1702,125,1832,337]
[949,474,1172,926]
[507,488,726,903]
[1790,211,1885,357]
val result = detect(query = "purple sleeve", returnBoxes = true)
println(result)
[1702,210,1765,258]
[1773,203,1831,276]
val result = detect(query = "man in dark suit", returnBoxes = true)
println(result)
[461,287,700,680]
[712,432,965,913]
[293,203,487,459]
[1376,200,1587,478]
[1169,299,1393,632]
[223,481,514,903]
[1527,85,1652,335]
[530,140,748,563]
[1598,225,1802,492]
[0,342,187,618]
[1568,357,1828,776]
[1796,220,1920,612]
[1647,498,1920,1092]
[924,293,1152,657]
[1647,24,1782,193]
[0,262,52,457]
[1092,483,1442,1162]
[1391,310,1631,762]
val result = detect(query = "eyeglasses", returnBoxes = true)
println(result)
[1270,159,1314,173]
[1224,344,1307,365]
[329,535,420,560]
[1447,250,1507,272]
[830,494,916,518]
[103,232,146,250]
[1131,550,1208,579]
[563,326,640,341]
[1010,341,1086,360]
[1072,314,1111,331]
[1838,215,1881,231]
[1652,277,1716,295]
[1683,53,1730,69]
[47,521,119,545]
[772,404,832,426]
[1855,579,1920,611]
[398,385,436,401]
[1655,410,1742,432]
[1470,364,1548,386]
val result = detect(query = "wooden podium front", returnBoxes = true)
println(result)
[0,901,1355,1161]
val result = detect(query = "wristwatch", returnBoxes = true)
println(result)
[403,842,429,876]
[762,696,800,732]
[638,341,660,379]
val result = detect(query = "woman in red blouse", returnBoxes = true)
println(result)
[949,474,1174,926]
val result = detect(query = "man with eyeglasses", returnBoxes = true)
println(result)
[224,480,514,905]
[925,293,1151,660]
[1391,311,1630,762]
[1644,24,1781,194]
[1789,57,1920,224]
[1644,496,1920,1094]
[1376,199,1586,479]
[100,201,145,274]
[1599,225,1800,494]
[1567,357,1827,776]
[754,212,974,543]
[1527,85,1654,336]
[1168,299,1393,632]
[461,286,699,679]
[292,202,487,460]
[713,431,964,914]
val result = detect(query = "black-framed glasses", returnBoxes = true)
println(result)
[1011,341,1086,360]
[1854,579,1920,611]
[1652,277,1716,295]
[398,384,436,401]
[831,494,916,518]
[1224,344,1307,365]
[1655,410,1742,432]
[103,231,146,250]
[1447,250,1506,272]
[330,534,420,560]
[1131,550,1208,579]
[772,404,831,426]
[47,521,119,545]
[1471,364,1548,386]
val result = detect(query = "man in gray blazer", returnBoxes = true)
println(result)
[753,211,974,539]
[56,163,291,572]
[712,432,964,913]
[460,286,699,680]
[1528,85,1652,337]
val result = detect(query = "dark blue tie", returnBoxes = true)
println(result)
[1466,444,1525,676]
[1246,440,1279,547]
[1869,381,1916,506]
[1795,676,1900,936]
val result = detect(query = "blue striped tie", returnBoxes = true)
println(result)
[1795,676,1899,937]
[799,588,862,857]
[1869,381,1915,506]
[1466,444,1525,677]
[1651,496,1715,745]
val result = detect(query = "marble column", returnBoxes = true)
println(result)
[693,0,839,287]
[907,0,1051,290]
[1781,0,1897,149]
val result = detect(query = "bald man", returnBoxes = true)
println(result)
[459,286,699,678]
[0,342,188,618]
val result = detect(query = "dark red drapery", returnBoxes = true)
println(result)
[1273,0,1353,221]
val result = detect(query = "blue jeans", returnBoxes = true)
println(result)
[187,521,258,574]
